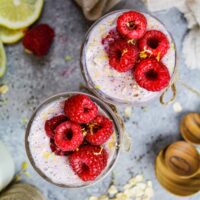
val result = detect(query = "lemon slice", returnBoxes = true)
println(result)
[0,40,6,77]
[0,0,44,30]
[0,26,25,44]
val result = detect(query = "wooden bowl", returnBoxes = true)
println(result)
[165,141,200,177]
[155,149,200,196]
[180,113,200,145]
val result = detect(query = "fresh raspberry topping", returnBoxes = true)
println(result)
[117,11,147,39]
[23,24,55,56]
[85,115,114,145]
[102,28,122,53]
[134,58,170,91]
[50,139,70,156]
[64,94,98,124]
[69,145,108,181]
[108,39,139,72]
[54,121,84,151]
[44,115,68,138]
[138,30,170,59]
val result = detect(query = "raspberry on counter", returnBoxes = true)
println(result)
[23,24,55,56]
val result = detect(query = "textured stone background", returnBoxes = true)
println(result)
[0,0,200,199]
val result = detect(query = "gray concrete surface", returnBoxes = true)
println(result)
[0,0,200,199]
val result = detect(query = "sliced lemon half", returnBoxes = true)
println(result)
[0,0,44,30]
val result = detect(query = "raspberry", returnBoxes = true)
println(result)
[117,11,147,39]
[69,145,108,181]
[85,115,114,145]
[50,139,70,156]
[102,28,122,53]
[23,24,55,56]
[54,121,84,151]
[138,30,169,59]
[108,39,139,72]
[44,115,68,138]
[64,94,98,124]
[134,58,170,91]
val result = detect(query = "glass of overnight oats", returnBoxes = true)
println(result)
[81,9,176,105]
[25,92,122,188]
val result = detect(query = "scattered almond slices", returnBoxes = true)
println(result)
[99,195,109,200]
[89,197,98,200]
[88,174,154,200]
[108,185,118,196]
[173,102,182,113]
[123,131,132,152]
[124,106,133,118]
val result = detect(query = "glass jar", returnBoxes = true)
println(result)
[81,9,177,105]
[25,92,123,188]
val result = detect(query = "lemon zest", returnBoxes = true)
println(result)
[156,52,161,61]
[93,146,103,155]
[139,51,148,59]
[122,48,128,56]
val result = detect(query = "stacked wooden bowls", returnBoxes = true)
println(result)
[155,112,200,196]
[180,113,200,146]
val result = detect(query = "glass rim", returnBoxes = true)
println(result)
[80,9,178,105]
[25,91,123,188]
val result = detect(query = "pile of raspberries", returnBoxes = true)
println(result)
[102,11,171,92]
[44,94,114,182]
